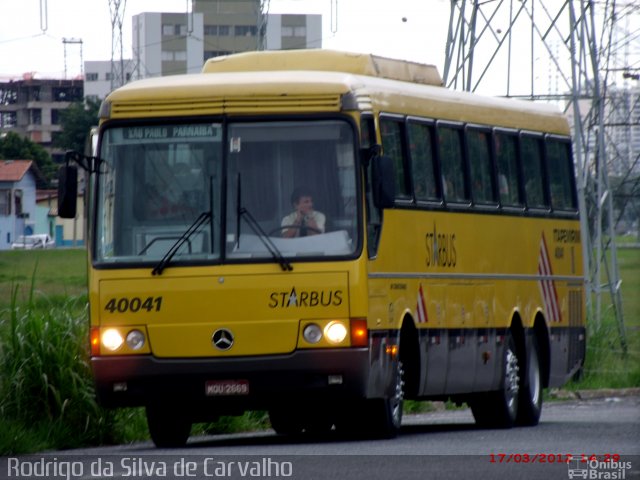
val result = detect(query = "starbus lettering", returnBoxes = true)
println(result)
[268,287,343,308]
[425,223,457,268]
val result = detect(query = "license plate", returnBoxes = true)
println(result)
[205,380,249,396]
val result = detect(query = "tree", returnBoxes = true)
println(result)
[0,132,55,187]
[54,98,100,155]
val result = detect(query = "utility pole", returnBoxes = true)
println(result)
[109,0,128,91]
[62,38,83,79]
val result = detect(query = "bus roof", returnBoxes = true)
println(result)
[103,50,570,135]
[202,49,444,87]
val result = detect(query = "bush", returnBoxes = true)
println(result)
[0,284,122,454]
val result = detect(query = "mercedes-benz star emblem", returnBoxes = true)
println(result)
[212,328,234,351]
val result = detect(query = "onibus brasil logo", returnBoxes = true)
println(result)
[567,456,632,479]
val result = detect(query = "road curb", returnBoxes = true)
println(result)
[549,387,640,400]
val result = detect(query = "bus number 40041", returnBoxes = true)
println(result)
[104,296,163,313]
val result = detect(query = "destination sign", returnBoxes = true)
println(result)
[122,124,220,141]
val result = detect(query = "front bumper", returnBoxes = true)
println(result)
[92,348,370,414]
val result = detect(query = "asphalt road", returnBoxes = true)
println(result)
[2,394,639,480]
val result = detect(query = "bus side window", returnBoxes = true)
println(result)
[437,124,468,203]
[467,127,496,205]
[546,137,577,211]
[380,117,411,200]
[494,131,522,207]
[521,134,548,209]
[408,120,439,202]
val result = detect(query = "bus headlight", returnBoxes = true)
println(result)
[102,328,124,351]
[126,329,146,350]
[324,321,348,344]
[303,323,323,344]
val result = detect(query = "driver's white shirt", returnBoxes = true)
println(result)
[281,210,326,236]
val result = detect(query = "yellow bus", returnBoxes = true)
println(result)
[59,49,585,447]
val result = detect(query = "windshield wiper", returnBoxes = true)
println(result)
[236,173,292,272]
[152,211,212,276]
[238,206,293,272]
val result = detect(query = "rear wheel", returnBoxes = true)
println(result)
[146,405,191,448]
[470,332,519,428]
[516,335,543,426]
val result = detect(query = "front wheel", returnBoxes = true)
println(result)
[366,359,405,438]
[146,405,191,448]
[269,406,333,436]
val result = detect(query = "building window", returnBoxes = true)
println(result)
[52,87,82,102]
[204,25,217,35]
[174,24,187,36]
[218,25,231,36]
[282,26,306,37]
[0,189,10,216]
[14,190,23,216]
[30,109,42,125]
[204,51,231,60]
[162,24,174,36]
[51,109,60,125]
[161,51,174,61]
[1,112,17,128]
[30,87,41,101]
[235,25,257,36]
[174,51,187,61]
[86,72,99,81]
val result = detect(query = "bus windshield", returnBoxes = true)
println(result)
[95,119,359,265]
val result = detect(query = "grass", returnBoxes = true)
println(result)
[0,280,120,454]
[0,249,87,307]
[0,246,637,454]
[566,247,640,389]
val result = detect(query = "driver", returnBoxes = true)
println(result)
[281,187,326,237]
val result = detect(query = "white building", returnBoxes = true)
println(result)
[84,60,135,103]
[264,14,322,51]
[83,3,322,100]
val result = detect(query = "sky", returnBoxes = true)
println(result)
[0,0,451,80]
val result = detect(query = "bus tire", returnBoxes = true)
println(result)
[470,332,519,428]
[516,334,542,426]
[146,405,191,448]
[269,406,333,435]
[268,407,304,436]
[366,359,404,438]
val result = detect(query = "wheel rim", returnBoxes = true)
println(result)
[505,347,520,411]
[391,361,405,427]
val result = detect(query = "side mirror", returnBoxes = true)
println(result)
[57,164,78,219]
[371,155,395,209]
